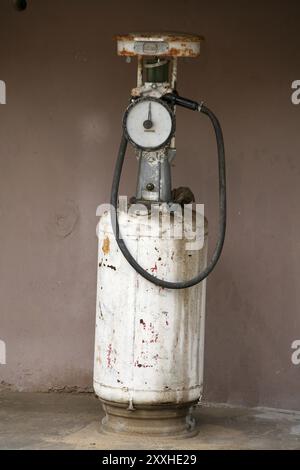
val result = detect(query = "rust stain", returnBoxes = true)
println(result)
[102,236,110,255]
[115,33,203,57]
[115,32,203,42]
[168,46,198,57]
[119,49,136,57]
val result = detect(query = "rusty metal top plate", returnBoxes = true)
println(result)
[115,32,203,58]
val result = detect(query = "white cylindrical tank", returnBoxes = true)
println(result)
[94,208,208,436]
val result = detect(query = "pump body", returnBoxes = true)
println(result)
[93,33,226,437]
[94,210,207,435]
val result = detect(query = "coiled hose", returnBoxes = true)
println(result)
[110,102,226,289]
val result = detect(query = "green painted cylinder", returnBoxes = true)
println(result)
[144,59,169,83]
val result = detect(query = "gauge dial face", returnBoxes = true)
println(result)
[124,97,175,150]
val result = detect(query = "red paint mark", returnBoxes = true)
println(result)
[107,343,113,368]
[150,263,157,273]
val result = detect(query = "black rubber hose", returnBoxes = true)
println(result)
[110,104,226,289]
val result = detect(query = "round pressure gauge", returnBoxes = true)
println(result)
[123,97,175,151]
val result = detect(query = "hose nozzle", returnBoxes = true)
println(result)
[162,93,200,111]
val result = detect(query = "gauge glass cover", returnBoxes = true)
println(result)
[124,98,174,150]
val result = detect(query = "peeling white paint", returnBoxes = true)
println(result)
[94,210,208,406]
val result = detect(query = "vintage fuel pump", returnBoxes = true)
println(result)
[94,33,226,437]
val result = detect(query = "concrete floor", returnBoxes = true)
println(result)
[0,392,300,450]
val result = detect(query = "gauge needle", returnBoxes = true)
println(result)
[148,102,152,121]
[143,103,153,130]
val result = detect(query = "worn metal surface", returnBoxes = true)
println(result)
[127,77,177,204]
[94,210,208,413]
[101,400,198,437]
[131,82,174,98]
[116,32,203,57]
[135,151,172,202]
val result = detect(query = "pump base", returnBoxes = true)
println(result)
[100,400,198,438]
